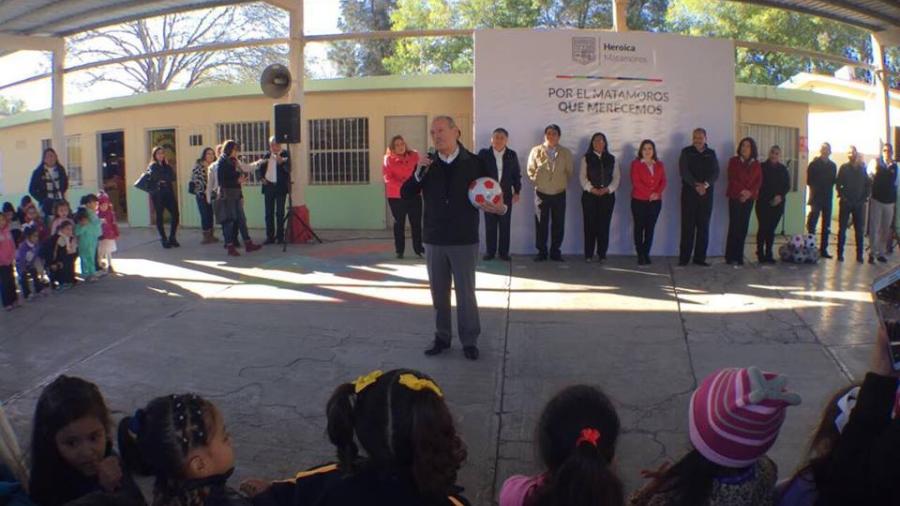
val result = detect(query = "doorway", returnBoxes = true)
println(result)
[147,128,177,226]
[97,131,127,222]
[384,115,428,228]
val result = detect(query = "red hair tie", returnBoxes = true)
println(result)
[576,427,601,447]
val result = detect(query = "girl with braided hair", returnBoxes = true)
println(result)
[242,368,469,506]
[117,394,244,506]
[500,385,624,506]
[28,376,142,506]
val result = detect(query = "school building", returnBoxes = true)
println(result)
[0,73,871,235]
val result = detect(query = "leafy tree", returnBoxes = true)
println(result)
[0,96,26,116]
[328,0,398,76]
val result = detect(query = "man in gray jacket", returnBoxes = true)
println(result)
[835,145,870,263]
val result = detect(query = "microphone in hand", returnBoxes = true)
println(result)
[415,148,436,181]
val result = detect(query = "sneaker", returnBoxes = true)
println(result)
[424,339,451,356]
[463,346,480,360]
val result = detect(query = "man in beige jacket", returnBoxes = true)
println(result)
[527,124,574,261]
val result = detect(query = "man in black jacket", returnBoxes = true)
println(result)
[401,116,506,361]
[477,128,521,261]
[806,142,837,258]
[678,128,719,266]
[835,146,870,263]
[255,136,292,244]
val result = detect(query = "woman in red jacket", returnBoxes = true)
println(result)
[725,137,762,266]
[631,139,667,265]
[383,135,423,258]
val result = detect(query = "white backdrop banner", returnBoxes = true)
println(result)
[473,29,735,256]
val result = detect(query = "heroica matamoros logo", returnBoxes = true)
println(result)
[571,37,597,65]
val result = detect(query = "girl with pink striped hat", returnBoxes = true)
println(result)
[629,366,801,506]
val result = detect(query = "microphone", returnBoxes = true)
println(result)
[415,147,436,181]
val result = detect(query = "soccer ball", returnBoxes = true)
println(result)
[792,248,808,264]
[468,177,503,208]
[806,247,820,263]
[791,234,806,250]
[779,244,792,261]
[804,234,817,251]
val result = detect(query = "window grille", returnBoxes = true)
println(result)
[308,117,369,185]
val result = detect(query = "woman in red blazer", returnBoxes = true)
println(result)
[631,139,667,265]
[383,135,423,258]
[725,137,762,265]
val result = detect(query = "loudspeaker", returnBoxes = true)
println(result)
[260,64,291,99]
[274,104,301,144]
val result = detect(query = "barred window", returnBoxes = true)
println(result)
[309,117,369,185]
[216,121,271,185]
[41,137,82,187]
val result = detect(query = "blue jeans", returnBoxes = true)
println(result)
[196,194,213,231]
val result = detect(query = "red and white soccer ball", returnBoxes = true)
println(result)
[468,177,503,208]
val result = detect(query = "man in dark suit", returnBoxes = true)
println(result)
[255,136,291,244]
[477,128,521,261]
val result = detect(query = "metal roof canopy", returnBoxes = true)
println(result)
[733,0,900,34]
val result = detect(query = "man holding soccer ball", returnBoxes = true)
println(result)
[402,115,507,361]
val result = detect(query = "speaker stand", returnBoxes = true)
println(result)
[281,144,322,252]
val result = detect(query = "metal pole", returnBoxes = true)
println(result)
[289,0,305,206]
[872,34,891,147]
[51,41,66,166]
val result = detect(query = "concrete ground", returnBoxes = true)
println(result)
[0,227,886,505]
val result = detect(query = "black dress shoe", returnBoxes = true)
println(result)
[499,254,511,261]
[837,254,844,262]
[550,253,564,262]
[637,256,646,266]
[463,346,479,360]
[644,255,652,265]
[677,260,689,266]
[168,238,180,248]
[424,340,451,356]
[483,254,495,261]
[161,238,171,249]
[534,253,548,262]
[820,251,833,259]
[693,260,711,267]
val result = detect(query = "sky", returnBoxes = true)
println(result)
[0,0,341,111]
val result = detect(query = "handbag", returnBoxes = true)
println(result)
[213,195,234,224]
[188,181,197,195]
[133,171,153,193]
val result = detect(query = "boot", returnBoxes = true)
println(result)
[245,240,262,253]
[202,230,216,244]
[227,244,241,256]
[160,235,171,249]
[837,243,844,262]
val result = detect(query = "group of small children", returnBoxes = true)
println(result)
[0,337,898,506]
[0,193,119,311]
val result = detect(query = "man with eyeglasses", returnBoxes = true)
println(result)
[867,144,898,263]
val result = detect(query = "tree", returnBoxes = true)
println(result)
[0,96,26,116]
[665,0,871,85]
[384,0,474,74]
[65,4,290,94]
[328,0,397,77]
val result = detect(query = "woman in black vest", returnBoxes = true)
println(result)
[579,132,620,262]
[147,146,180,249]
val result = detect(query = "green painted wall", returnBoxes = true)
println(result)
[307,184,385,230]
[1,188,93,215]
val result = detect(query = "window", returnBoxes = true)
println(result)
[189,134,204,146]
[740,124,799,191]
[216,121,270,185]
[66,135,83,187]
[40,137,83,187]
[309,117,369,185]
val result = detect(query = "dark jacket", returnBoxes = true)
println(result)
[217,156,243,191]
[256,150,291,195]
[28,448,143,506]
[582,151,616,189]
[252,463,470,506]
[147,162,176,195]
[870,158,898,204]
[806,157,837,206]
[173,470,249,506]
[759,160,790,207]
[401,147,488,245]
[836,162,870,207]
[477,147,521,204]
[679,145,719,189]
[821,373,900,506]
[28,164,69,211]
[0,465,33,506]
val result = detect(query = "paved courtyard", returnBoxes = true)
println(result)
[0,227,886,504]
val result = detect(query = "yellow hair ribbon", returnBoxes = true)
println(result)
[353,370,383,394]
[398,373,443,397]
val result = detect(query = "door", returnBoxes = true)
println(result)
[148,129,177,226]
[740,124,800,235]
[97,131,127,222]
[384,115,428,228]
